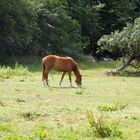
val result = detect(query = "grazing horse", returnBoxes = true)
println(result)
[42,55,82,87]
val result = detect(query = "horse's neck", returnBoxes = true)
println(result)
[73,66,80,76]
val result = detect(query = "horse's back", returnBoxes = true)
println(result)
[54,56,76,71]
[42,55,77,71]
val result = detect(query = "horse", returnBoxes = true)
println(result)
[42,55,82,87]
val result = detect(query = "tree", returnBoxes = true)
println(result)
[0,0,83,62]
[66,0,103,55]
[30,0,83,58]
[98,17,140,75]
[0,0,140,63]
[0,0,34,61]
[66,0,140,56]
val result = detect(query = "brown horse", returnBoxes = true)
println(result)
[42,55,82,87]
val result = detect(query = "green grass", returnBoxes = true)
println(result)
[0,58,140,140]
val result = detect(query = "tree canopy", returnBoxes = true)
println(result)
[98,17,140,74]
[98,17,140,59]
[0,0,140,62]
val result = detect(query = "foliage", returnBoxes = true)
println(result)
[0,0,140,62]
[20,111,40,121]
[86,111,122,138]
[75,90,83,95]
[67,0,103,51]
[67,0,140,55]
[37,127,47,140]
[98,17,140,59]
[0,0,34,58]
[98,0,139,34]
[0,124,13,132]
[98,103,128,112]
[0,63,30,80]
[35,0,83,58]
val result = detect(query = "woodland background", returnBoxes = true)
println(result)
[0,0,140,63]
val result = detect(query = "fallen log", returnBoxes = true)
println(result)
[105,57,134,76]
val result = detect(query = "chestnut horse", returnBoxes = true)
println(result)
[42,55,82,87]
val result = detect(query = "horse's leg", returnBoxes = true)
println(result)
[42,63,45,85]
[43,71,48,86]
[68,72,73,87]
[59,72,66,87]
[45,69,49,86]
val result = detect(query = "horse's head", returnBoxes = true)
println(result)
[75,75,82,87]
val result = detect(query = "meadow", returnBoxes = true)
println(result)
[0,57,140,140]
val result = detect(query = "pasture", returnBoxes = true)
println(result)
[0,58,140,140]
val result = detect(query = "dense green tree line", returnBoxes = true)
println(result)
[0,0,140,62]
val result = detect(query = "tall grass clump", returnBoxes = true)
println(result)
[98,103,128,112]
[20,111,41,121]
[37,127,47,140]
[0,124,13,133]
[86,111,122,138]
[0,63,30,80]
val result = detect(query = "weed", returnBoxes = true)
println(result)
[0,63,30,80]
[16,98,26,103]
[0,100,4,107]
[86,111,122,138]
[75,90,83,95]
[131,116,138,120]
[20,111,48,121]
[20,112,40,121]
[0,124,13,132]
[37,127,47,140]
[98,103,128,112]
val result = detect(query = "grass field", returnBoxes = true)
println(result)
[0,58,140,140]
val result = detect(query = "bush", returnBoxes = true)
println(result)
[20,111,41,121]
[0,63,30,80]
[86,111,122,138]
[98,103,128,112]
[37,127,47,140]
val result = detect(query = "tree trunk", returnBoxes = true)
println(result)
[106,57,134,76]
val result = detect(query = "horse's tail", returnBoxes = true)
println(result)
[42,60,46,81]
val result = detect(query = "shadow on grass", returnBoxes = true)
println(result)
[118,71,140,77]
[48,86,78,89]
[105,70,140,77]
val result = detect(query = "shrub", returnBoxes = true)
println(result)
[75,90,83,95]
[98,103,128,112]
[37,127,47,140]
[86,111,122,138]
[20,112,40,121]
[0,63,30,80]
[0,100,4,107]
[0,124,13,132]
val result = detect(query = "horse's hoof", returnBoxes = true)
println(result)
[43,83,46,86]
[43,84,46,87]
[70,83,74,87]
